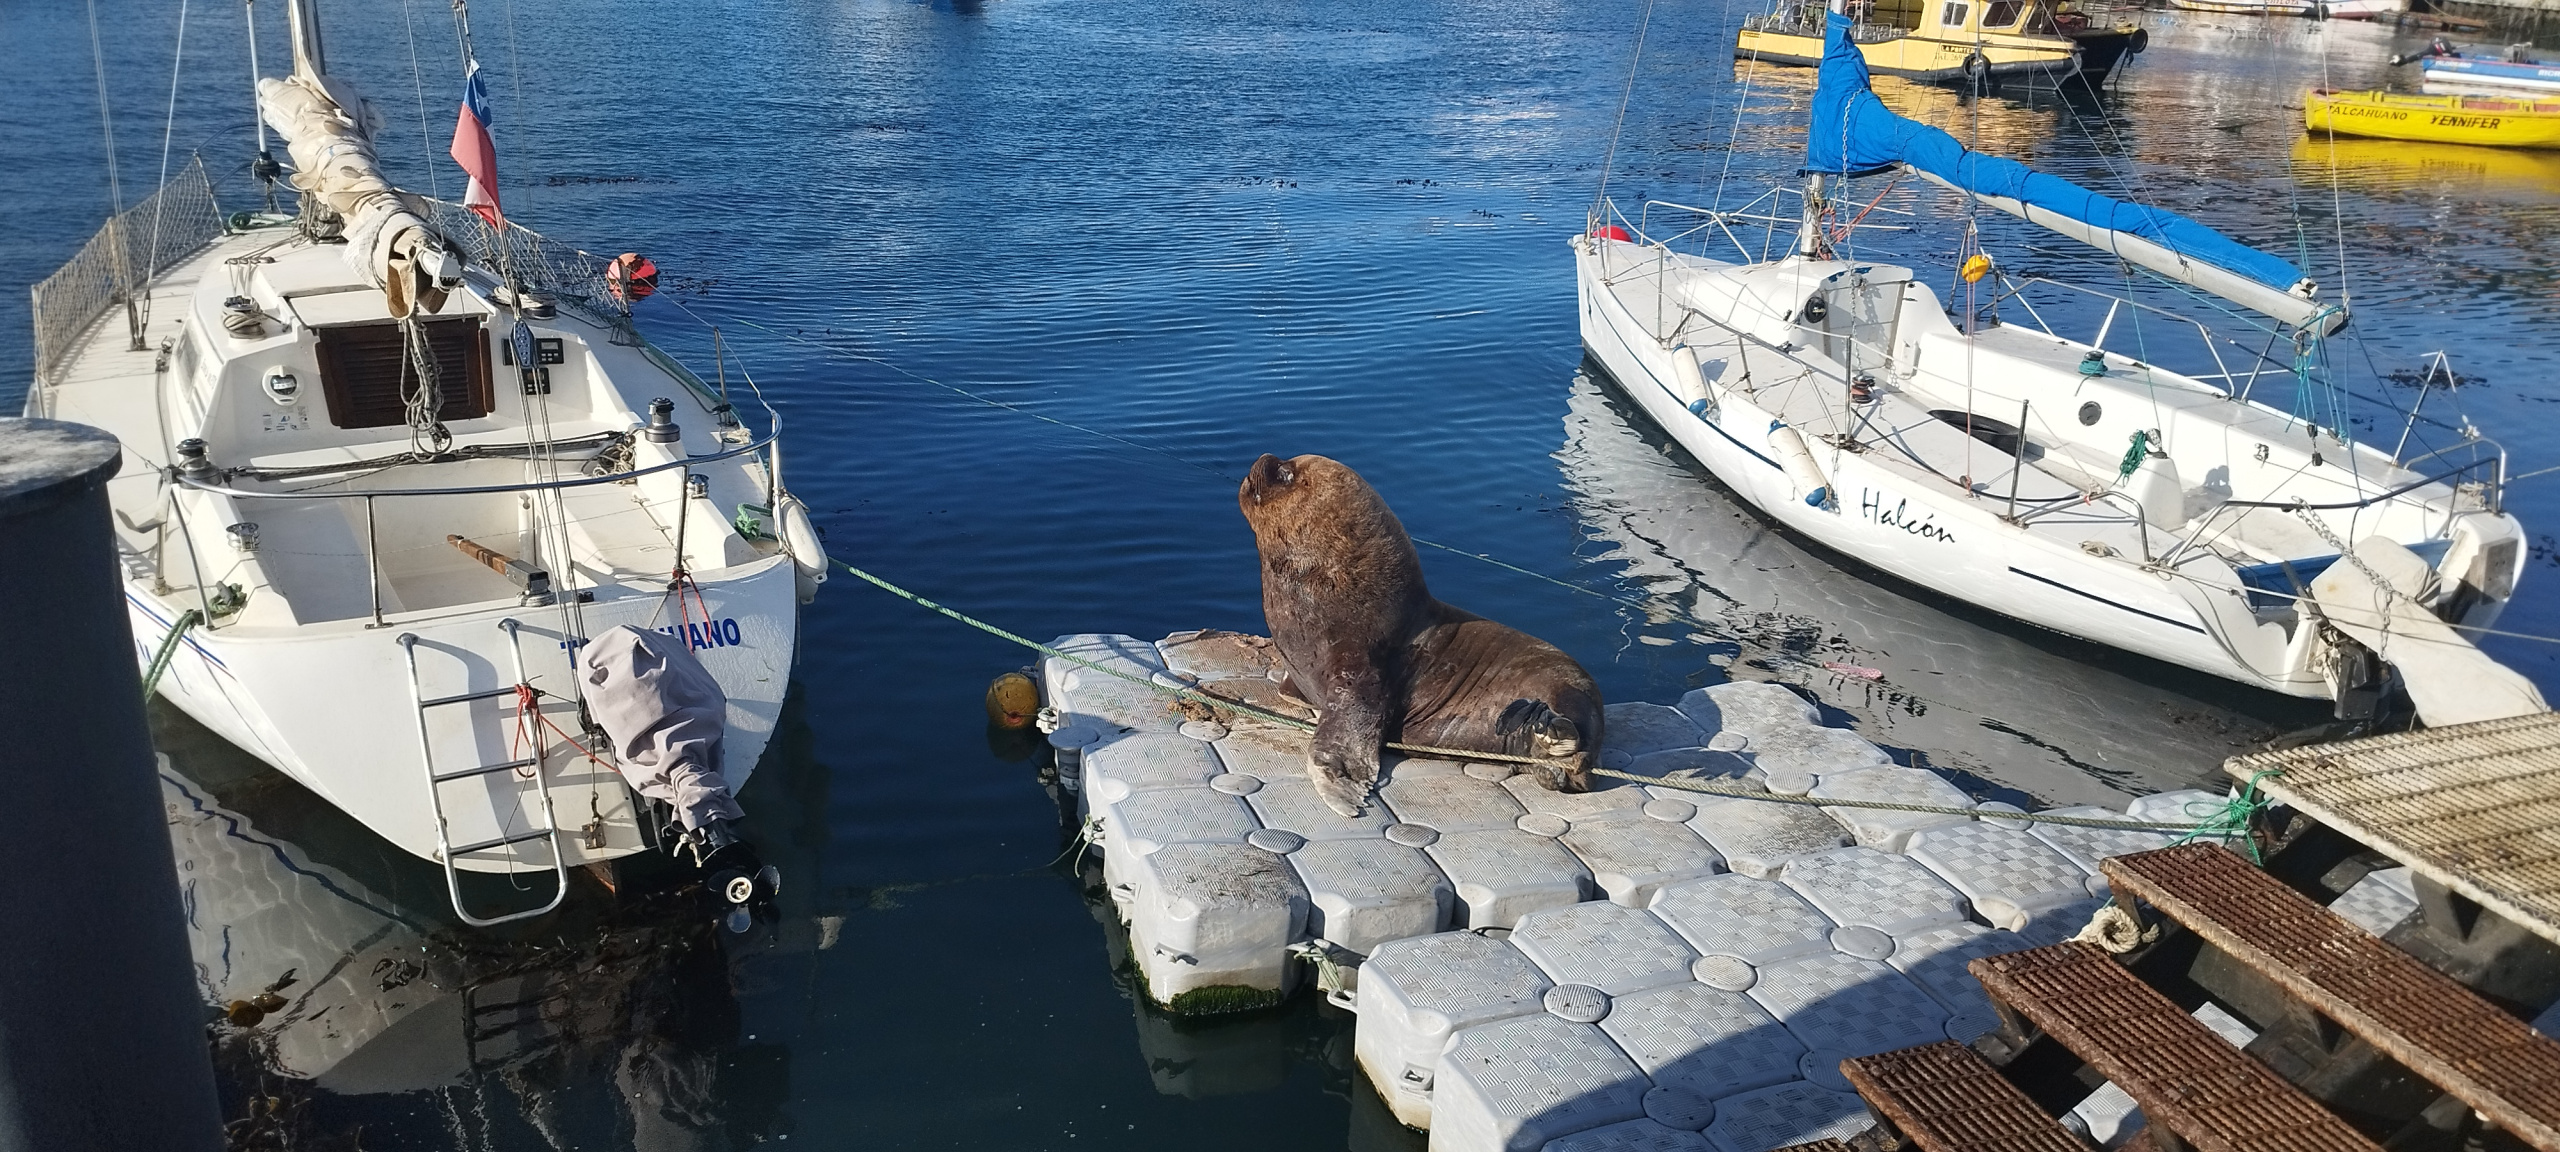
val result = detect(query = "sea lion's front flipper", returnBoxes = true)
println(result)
[1307,673,1385,817]
[1496,698,1586,792]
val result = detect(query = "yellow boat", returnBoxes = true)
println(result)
[2305,88,2560,149]
[1738,0,2102,84]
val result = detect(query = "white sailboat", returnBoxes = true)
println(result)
[1575,13,2530,714]
[23,2,827,924]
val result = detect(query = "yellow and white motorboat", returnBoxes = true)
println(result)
[1738,0,2093,84]
[2306,88,2560,149]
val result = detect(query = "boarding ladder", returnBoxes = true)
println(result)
[397,619,570,927]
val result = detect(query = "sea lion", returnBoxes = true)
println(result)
[1238,453,1604,816]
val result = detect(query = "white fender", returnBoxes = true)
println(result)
[1768,421,1831,509]
[775,493,828,603]
[1670,346,1712,415]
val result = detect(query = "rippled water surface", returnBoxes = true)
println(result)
[8,0,2560,1146]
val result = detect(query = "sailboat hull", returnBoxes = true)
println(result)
[126,555,797,872]
[1572,238,2519,703]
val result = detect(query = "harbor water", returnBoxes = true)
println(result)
[6,0,2560,1146]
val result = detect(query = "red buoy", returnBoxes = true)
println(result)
[1591,225,1633,243]
[605,252,660,303]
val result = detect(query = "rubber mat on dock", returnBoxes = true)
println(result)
[2107,843,2560,1150]
[1839,1040,2088,1152]
[2226,711,2560,948]
[1969,941,2382,1152]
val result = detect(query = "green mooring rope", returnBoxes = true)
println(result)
[141,608,205,700]
[836,559,2270,839]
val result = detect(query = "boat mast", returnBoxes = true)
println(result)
[284,0,325,77]
[1798,173,1827,257]
[1798,0,1848,258]
[243,1,284,207]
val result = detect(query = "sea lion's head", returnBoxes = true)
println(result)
[1239,452,1424,590]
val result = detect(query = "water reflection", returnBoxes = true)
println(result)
[2293,133,2560,201]
[1555,370,2319,805]
[158,700,804,1149]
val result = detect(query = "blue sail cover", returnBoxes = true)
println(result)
[1804,19,2305,295]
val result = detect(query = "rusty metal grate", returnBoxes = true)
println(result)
[1969,942,2384,1152]
[2227,711,2560,949]
[2107,844,2560,1151]
[1840,1040,2090,1151]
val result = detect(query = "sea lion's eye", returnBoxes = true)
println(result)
[1275,462,1294,484]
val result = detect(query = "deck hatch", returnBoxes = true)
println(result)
[312,317,495,429]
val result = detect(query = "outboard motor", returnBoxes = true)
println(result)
[581,624,779,929]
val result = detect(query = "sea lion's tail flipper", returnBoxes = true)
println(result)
[1496,699,1587,792]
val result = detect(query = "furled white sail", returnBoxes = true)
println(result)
[1808,15,2347,335]
[254,19,455,310]
[1902,171,2346,335]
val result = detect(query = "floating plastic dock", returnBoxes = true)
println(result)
[1040,630,2229,1150]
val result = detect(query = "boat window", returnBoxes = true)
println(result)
[1929,409,2024,456]
[1941,2,1969,26]
[1982,0,2023,27]
[311,318,495,429]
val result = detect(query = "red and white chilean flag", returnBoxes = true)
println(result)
[448,63,503,226]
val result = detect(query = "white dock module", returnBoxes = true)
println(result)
[1276,835,1452,955]
[1703,1081,1874,1152]
[1245,774,1397,840]
[1385,760,1536,833]
[1648,873,1839,973]
[1390,762,1589,928]
[1556,807,1722,909]
[1600,981,1805,1113]
[1358,931,1555,1129]
[1429,1012,1649,1152]
[1081,731,1235,893]
[1904,821,2094,931]
[1545,1118,1716,1152]
[2329,866,2420,936]
[1508,902,1699,997]
[1601,702,1708,757]
[1675,682,1887,793]
[1745,950,1951,1090]
[1504,775,1722,908]
[1668,786,1849,880]
[1089,773,1259,896]
[1044,633,1179,734]
[1807,767,1975,851]
[1781,846,1970,935]
[1884,921,2027,1042]
[1124,840,1309,1012]
[2027,803,2175,883]
[1675,681,1820,736]
[2124,788,2228,827]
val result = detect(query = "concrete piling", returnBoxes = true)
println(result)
[0,418,221,1151]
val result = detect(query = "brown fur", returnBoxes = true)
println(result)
[1238,453,1603,815]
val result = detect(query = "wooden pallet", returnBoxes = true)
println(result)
[1839,1040,2090,1151]
[1970,941,2384,1152]
[2107,843,2560,1150]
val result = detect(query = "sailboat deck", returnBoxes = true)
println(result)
[1590,245,2475,579]
[1590,262,2157,558]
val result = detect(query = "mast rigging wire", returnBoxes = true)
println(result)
[1594,0,1661,212]
[401,0,445,199]
[142,0,194,335]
